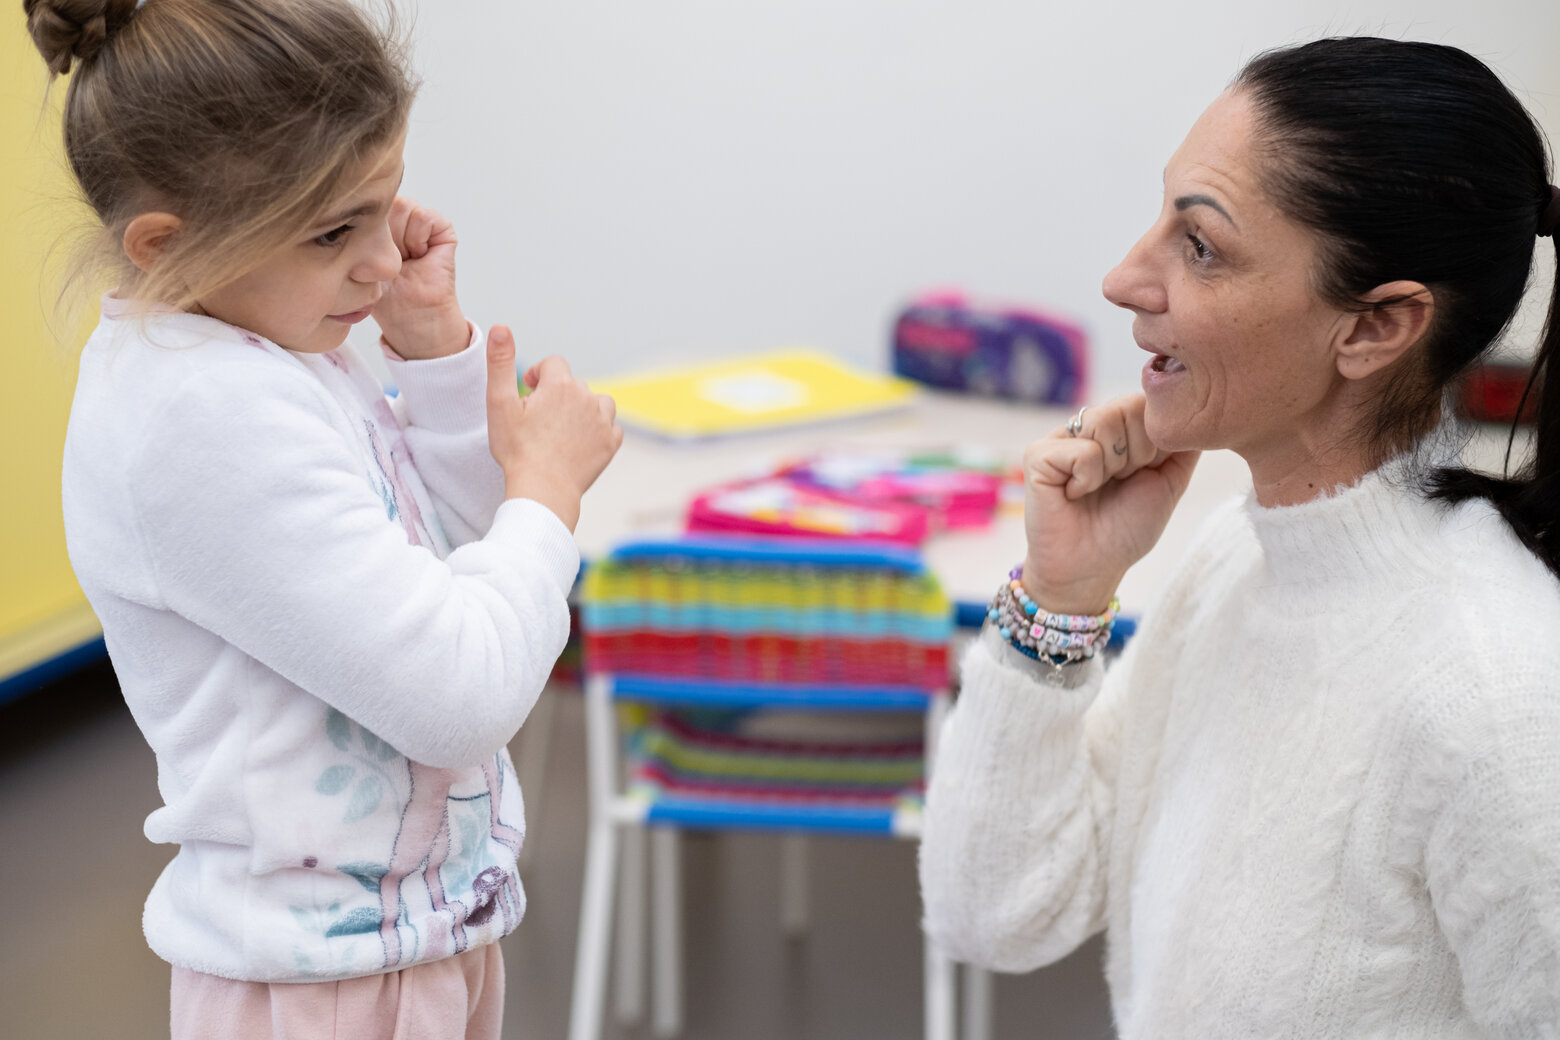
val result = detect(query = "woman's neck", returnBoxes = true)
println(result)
[1241,424,1398,507]
[1240,388,1424,507]
[1247,455,1376,507]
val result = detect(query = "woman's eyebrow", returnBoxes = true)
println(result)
[1175,193,1237,228]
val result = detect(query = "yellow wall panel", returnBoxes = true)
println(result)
[1,15,102,682]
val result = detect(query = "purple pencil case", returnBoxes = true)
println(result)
[891,290,1088,406]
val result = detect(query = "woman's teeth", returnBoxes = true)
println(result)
[1151,354,1186,373]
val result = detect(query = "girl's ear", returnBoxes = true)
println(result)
[1333,281,1435,380]
[123,213,183,273]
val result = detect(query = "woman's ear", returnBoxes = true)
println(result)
[1334,281,1434,380]
[122,213,182,273]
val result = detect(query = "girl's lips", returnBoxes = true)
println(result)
[329,306,374,324]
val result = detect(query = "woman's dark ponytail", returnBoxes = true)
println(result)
[1430,231,1560,577]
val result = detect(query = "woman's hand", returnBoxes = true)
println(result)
[1020,394,1199,614]
[374,197,469,360]
[485,325,623,532]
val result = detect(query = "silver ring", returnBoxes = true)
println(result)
[1066,405,1089,438]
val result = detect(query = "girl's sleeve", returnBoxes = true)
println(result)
[127,357,576,769]
[380,322,505,547]
[1424,666,1560,1034]
[919,625,1131,971]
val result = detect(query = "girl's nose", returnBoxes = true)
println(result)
[354,222,402,284]
[1101,231,1167,315]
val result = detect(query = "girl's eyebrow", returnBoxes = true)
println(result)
[314,201,376,228]
[313,169,407,229]
[1174,193,1237,229]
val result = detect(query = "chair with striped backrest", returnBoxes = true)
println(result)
[567,534,984,1040]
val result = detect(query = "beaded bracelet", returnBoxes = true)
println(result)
[1005,564,1118,630]
[992,579,1118,651]
[985,564,1119,672]
[989,588,1113,657]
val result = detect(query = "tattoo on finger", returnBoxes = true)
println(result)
[1113,441,1127,457]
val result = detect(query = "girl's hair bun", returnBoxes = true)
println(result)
[25,0,140,75]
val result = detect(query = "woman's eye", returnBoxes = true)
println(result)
[1185,234,1212,263]
[315,224,354,247]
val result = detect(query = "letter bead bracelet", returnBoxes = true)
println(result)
[986,564,1119,671]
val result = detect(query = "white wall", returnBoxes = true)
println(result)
[372,0,1560,398]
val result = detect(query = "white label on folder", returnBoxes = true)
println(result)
[695,371,809,413]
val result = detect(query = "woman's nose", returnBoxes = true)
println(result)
[1102,232,1167,314]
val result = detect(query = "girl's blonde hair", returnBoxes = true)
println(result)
[24,0,417,312]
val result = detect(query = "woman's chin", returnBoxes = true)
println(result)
[1142,402,1195,455]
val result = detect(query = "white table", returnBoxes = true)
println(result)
[575,389,1254,613]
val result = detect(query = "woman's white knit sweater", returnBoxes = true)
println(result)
[920,466,1560,1038]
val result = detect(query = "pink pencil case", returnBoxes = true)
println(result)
[776,456,1004,532]
[686,478,930,544]
[780,464,998,533]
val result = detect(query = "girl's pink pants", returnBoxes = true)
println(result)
[170,942,503,1040]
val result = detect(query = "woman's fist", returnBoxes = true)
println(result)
[1020,394,1199,613]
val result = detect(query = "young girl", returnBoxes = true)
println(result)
[27,0,622,1036]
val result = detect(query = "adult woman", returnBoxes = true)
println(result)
[919,37,1560,1036]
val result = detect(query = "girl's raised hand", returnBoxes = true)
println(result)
[1020,394,1199,614]
[374,196,468,360]
[485,325,622,532]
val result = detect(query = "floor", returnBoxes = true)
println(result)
[0,661,1114,1039]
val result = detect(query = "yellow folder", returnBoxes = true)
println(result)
[594,349,919,440]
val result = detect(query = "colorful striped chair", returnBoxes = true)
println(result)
[568,535,982,1040]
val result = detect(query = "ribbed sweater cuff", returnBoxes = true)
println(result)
[934,632,1104,809]
[977,624,1100,691]
[953,629,1102,729]
[381,320,487,432]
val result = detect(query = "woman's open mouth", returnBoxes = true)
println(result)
[1150,354,1187,374]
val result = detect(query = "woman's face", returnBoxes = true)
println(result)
[1102,91,1352,464]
